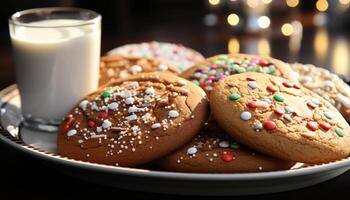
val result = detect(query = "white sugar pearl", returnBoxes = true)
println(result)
[79,100,89,111]
[131,65,142,73]
[96,127,102,133]
[158,64,168,71]
[151,123,161,129]
[283,114,293,122]
[102,120,112,129]
[168,110,179,118]
[108,102,119,110]
[125,97,135,105]
[126,114,137,121]
[145,87,155,95]
[180,88,189,95]
[254,121,263,131]
[248,81,258,89]
[219,141,229,148]
[177,80,187,86]
[310,98,320,105]
[67,129,77,137]
[284,106,294,113]
[240,111,251,121]
[187,147,197,155]
[324,111,333,119]
[128,106,139,113]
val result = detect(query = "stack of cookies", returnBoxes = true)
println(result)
[57,42,350,173]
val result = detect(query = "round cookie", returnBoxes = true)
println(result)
[57,72,210,167]
[291,63,350,120]
[159,121,294,173]
[210,72,350,164]
[181,54,298,94]
[107,41,205,71]
[99,55,180,86]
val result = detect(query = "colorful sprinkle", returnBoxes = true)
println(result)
[282,82,293,88]
[168,110,180,118]
[319,122,331,131]
[88,120,96,128]
[107,102,119,110]
[248,81,258,89]
[151,123,161,129]
[335,128,344,137]
[63,125,70,133]
[285,106,294,113]
[307,122,318,131]
[283,114,293,122]
[221,152,235,162]
[219,141,230,148]
[293,84,301,89]
[99,112,108,118]
[228,93,241,101]
[177,79,187,86]
[274,109,284,115]
[230,142,240,149]
[102,90,111,98]
[324,111,333,120]
[307,102,317,109]
[247,77,256,81]
[274,94,285,102]
[240,111,252,121]
[247,101,258,109]
[263,120,276,130]
[67,129,77,137]
[125,97,135,105]
[187,147,197,155]
[102,119,112,129]
[266,85,277,93]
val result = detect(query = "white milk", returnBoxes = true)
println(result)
[11,19,100,123]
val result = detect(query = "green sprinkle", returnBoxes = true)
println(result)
[246,67,255,72]
[102,90,111,98]
[230,142,240,149]
[228,93,241,101]
[241,59,249,65]
[274,94,285,102]
[218,55,228,60]
[209,70,217,75]
[226,58,234,65]
[256,66,263,72]
[205,66,211,71]
[336,128,344,137]
[267,68,275,74]
[201,74,208,80]
[236,67,246,73]
[214,60,224,65]
[192,80,200,86]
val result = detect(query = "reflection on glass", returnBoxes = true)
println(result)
[257,38,270,56]
[332,38,349,76]
[289,21,303,53]
[228,38,240,53]
[314,28,328,61]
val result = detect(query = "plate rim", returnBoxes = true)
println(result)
[1,84,350,181]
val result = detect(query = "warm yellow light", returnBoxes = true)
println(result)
[262,0,272,4]
[247,0,259,8]
[316,0,328,12]
[257,39,270,56]
[228,38,240,53]
[227,13,240,26]
[257,16,270,29]
[281,23,294,36]
[286,0,299,7]
[208,0,220,6]
[332,38,349,76]
[339,0,350,5]
[314,29,328,60]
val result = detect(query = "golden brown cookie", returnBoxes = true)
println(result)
[291,63,350,120]
[57,72,209,167]
[210,72,350,164]
[99,55,180,86]
[181,54,298,94]
[159,121,294,173]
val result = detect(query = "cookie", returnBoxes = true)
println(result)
[291,63,350,119]
[57,72,210,167]
[107,41,205,71]
[181,54,298,94]
[210,72,350,164]
[159,121,294,173]
[99,55,180,86]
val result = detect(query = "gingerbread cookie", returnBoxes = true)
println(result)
[107,41,205,71]
[181,54,298,94]
[291,63,350,119]
[57,73,210,167]
[99,55,180,86]
[159,121,294,173]
[210,72,350,164]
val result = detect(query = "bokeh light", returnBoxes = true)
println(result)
[286,0,299,8]
[227,13,240,26]
[257,16,270,29]
[281,23,294,36]
[316,0,328,12]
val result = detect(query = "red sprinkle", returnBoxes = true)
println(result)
[247,101,258,109]
[200,83,206,89]
[66,118,75,127]
[64,114,73,121]
[307,122,318,131]
[221,152,235,162]
[259,59,269,66]
[274,109,284,116]
[63,125,70,133]
[266,85,277,93]
[282,81,293,88]
[319,122,331,131]
[88,120,96,128]
[247,77,256,81]
[263,120,276,130]
[99,112,108,118]
[307,102,317,109]
[293,84,301,89]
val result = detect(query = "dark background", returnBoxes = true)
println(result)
[1,0,350,199]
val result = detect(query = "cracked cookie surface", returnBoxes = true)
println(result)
[57,72,209,167]
[210,72,350,164]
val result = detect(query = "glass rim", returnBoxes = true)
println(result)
[9,7,101,28]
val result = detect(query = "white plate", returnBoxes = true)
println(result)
[1,85,350,196]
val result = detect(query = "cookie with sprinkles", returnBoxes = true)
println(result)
[181,53,298,94]
[57,72,209,167]
[210,72,350,164]
[291,63,350,120]
[159,121,294,173]
[106,41,205,71]
[99,55,180,86]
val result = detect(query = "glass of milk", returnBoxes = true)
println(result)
[9,7,101,131]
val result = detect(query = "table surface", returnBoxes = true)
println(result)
[1,21,350,199]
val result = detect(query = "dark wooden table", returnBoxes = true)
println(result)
[1,23,350,199]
